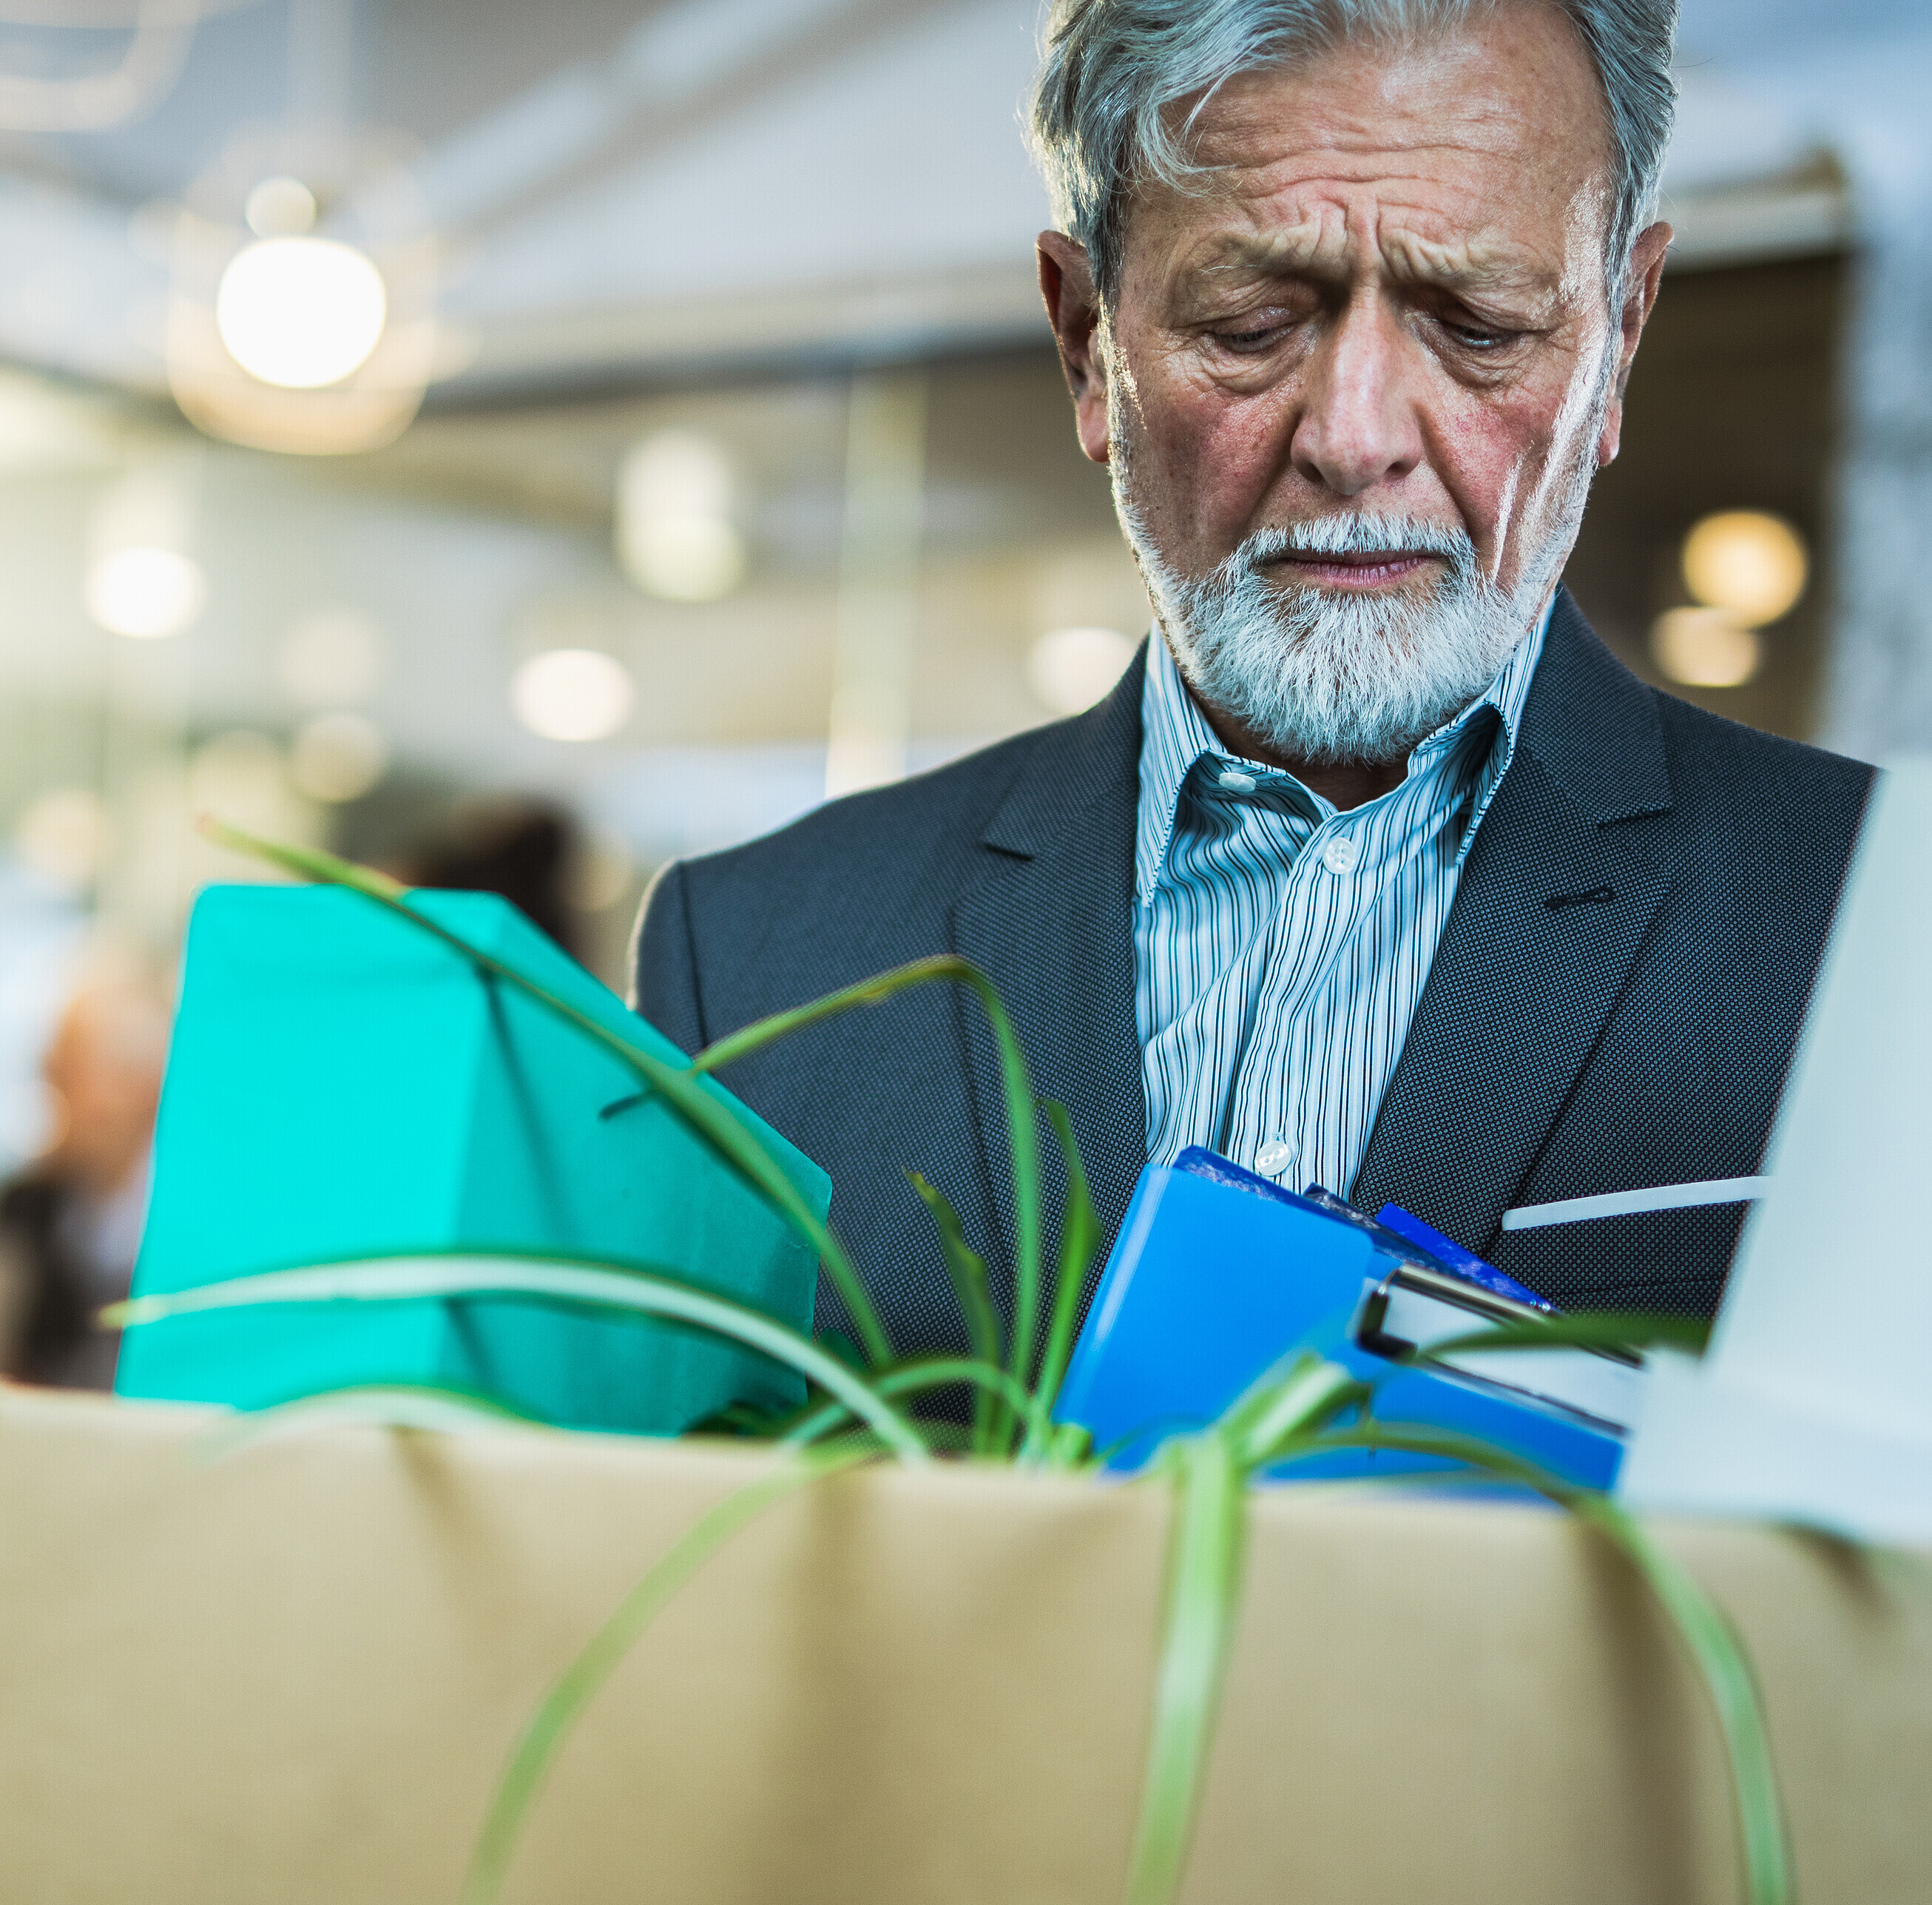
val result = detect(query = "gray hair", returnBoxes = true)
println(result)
[1029,0,1676,302]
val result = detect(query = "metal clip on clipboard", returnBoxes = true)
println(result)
[1353,1260,1646,1437]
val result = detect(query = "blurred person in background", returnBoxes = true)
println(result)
[397,794,584,961]
[0,970,170,1390]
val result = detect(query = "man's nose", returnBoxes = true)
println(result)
[1288,293,1424,498]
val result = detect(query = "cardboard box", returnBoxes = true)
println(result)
[3,1387,1928,1903]
[116,885,828,1434]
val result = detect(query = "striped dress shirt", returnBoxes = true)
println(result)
[1134,604,1550,1197]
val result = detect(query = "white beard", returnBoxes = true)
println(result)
[1110,411,1600,767]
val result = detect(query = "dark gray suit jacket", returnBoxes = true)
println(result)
[635,591,1873,1356]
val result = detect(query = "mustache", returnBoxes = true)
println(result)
[1236,513,1480,575]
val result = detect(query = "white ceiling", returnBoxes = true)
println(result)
[0,0,1923,399]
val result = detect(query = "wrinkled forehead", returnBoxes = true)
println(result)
[1169,216,1582,324]
[1124,12,1618,295]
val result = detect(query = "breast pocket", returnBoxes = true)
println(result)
[1486,1199,1752,1319]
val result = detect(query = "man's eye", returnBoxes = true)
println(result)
[1209,321,1289,353]
[1442,318,1517,351]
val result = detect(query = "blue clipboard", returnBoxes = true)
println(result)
[1054,1149,1635,1492]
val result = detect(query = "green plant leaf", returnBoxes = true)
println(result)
[197,817,896,1369]
[685,951,1043,1429]
[107,1250,930,1466]
[684,954,976,1075]
[778,1355,1040,1454]
[1216,1351,1370,1472]
[1023,1098,1101,1457]
[1125,1430,1246,1905]
[1573,1496,1793,1905]
[464,1440,879,1905]
[1280,1420,1791,1905]
[1112,1355,1364,1905]
[190,1382,552,1461]
[908,1170,1005,1453]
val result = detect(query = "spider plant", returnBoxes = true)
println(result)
[109,820,1791,1905]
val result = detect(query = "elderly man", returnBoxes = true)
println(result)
[637,0,1870,1356]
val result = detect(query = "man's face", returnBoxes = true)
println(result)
[1041,7,1669,761]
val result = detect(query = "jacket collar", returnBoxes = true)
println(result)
[1516,587,1673,826]
[979,641,1148,861]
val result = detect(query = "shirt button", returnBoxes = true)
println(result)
[1256,1140,1295,1176]
[1217,767,1257,793]
[1320,835,1359,874]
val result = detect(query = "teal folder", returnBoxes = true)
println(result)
[115,883,829,1434]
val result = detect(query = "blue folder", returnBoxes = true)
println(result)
[1053,1148,1632,1492]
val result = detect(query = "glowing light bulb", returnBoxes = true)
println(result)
[85,545,206,638]
[1681,511,1808,627]
[616,431,746,601]
[1651,607,1762,689]
[511,649,635,742]
[215,236,388,390]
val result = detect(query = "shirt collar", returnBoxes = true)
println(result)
[1135,595,1553,900]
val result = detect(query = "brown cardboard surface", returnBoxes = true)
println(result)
[2,1385,1928,1904]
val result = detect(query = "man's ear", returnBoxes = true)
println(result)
[1038,231,1111,465]
[1596,219,1672,468]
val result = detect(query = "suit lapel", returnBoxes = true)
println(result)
[950,648,1147,1308]
[1350,595,1678,1252]
[943,598,1675,1284]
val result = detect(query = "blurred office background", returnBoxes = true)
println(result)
[0,0,1928,1204]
